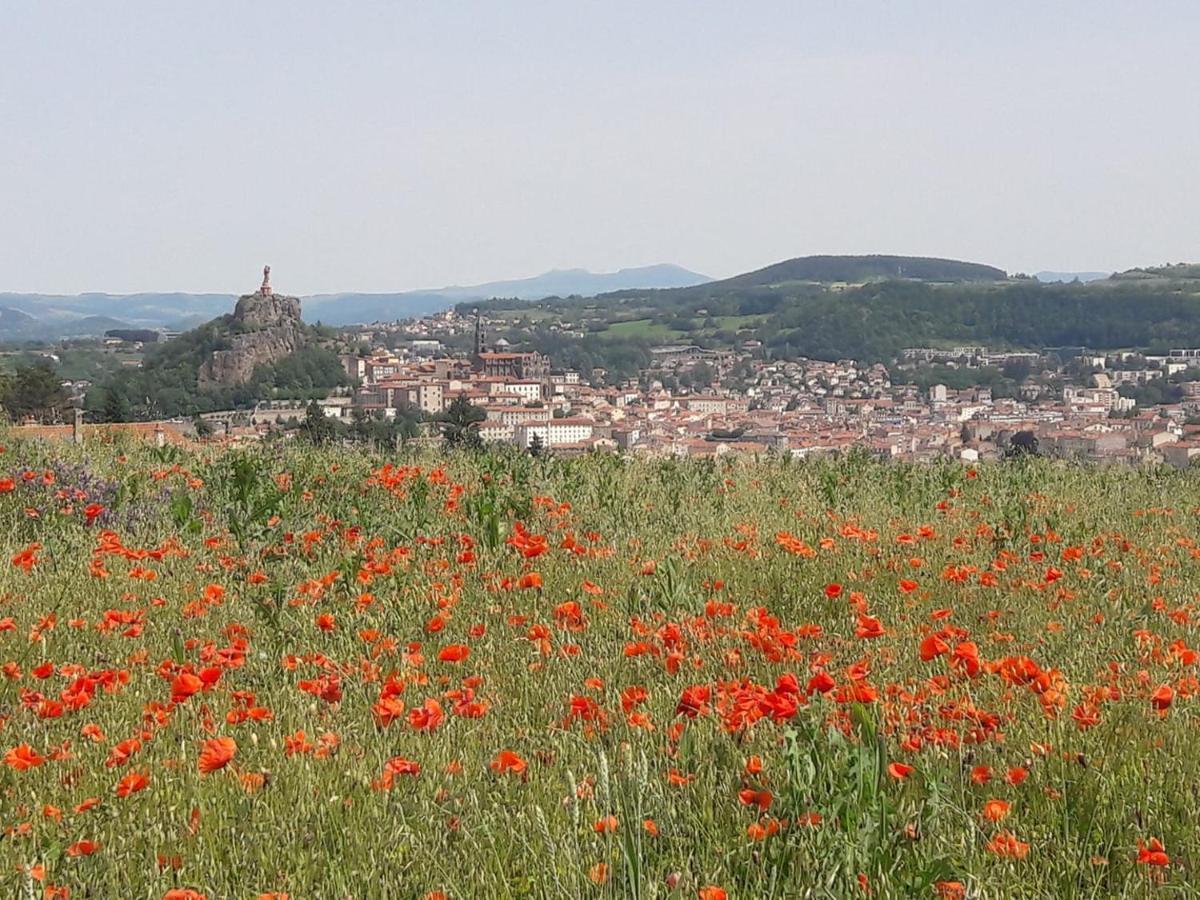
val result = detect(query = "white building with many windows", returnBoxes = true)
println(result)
[513,417,595,448]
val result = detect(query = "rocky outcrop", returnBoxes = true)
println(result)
[198,291,306,387]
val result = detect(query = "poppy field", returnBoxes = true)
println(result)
[2,440,1200,898]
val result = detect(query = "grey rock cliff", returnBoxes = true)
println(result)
[198,291,306,387]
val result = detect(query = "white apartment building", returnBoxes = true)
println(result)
[505,381,545,403]
[513,417,595,448]
[479,422,515,443]
[684,396,728,415]
[485,405,551,427]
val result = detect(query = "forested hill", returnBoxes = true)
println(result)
[467,259,1200,377]
[85,307,347,420]
[756,279,1200,361]
[466,254,1011,313]
[718,254,1008,287]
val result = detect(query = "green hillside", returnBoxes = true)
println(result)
[757,279,1200,361]
[85,312,347,420]
[718,254,1007,287]
[467,256,1200,376]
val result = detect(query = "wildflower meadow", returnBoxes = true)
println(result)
[1,438,1199,898]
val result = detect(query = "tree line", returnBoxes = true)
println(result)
[480,278,1200,371]
[86,321,348,421]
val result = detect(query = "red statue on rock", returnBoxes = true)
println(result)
[260,265,272,296]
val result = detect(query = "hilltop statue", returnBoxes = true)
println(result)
[198,268,302,388]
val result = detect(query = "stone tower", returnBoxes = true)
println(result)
[473,309,486,361]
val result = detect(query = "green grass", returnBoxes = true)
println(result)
[599,319,687,341]
[700,315,765,333]
[0,440,1197,897]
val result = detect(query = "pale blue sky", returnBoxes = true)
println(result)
[1,1,1197,294]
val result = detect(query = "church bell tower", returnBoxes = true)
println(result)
[473,309,486,365]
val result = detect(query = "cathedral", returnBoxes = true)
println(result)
[471,309,549,380]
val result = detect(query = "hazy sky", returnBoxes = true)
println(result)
[2,2,1198,295]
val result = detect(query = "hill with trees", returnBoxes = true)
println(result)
[754,278,1200,361]
[86,290,348,420]
[0,292,235,339]
[714,254,1007,287]
[464,255,1200,377]
[0,304,134,341]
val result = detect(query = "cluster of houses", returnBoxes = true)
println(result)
[18,307,1200,469]
[309,321,1200,466]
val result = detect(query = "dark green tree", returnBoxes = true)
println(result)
[302,400,338,445]
[437,394,485,450]
[392,408,423,446]
[1002,359,1033,382]
[681,362,716,390]
[2,362,68,423]
[349,406,372,443]
[102,387,132,423]
[1005,430,1040,459]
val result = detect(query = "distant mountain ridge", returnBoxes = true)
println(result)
[441,263,709,299]
[0,264,711,337]
[0,302,143,341]
[0,292,235,341]
[716,254,1008,287]
[304,264,709,325]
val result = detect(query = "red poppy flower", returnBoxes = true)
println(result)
[198,737,237,774]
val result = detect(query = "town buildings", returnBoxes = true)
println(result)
[314,319,1200,466]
